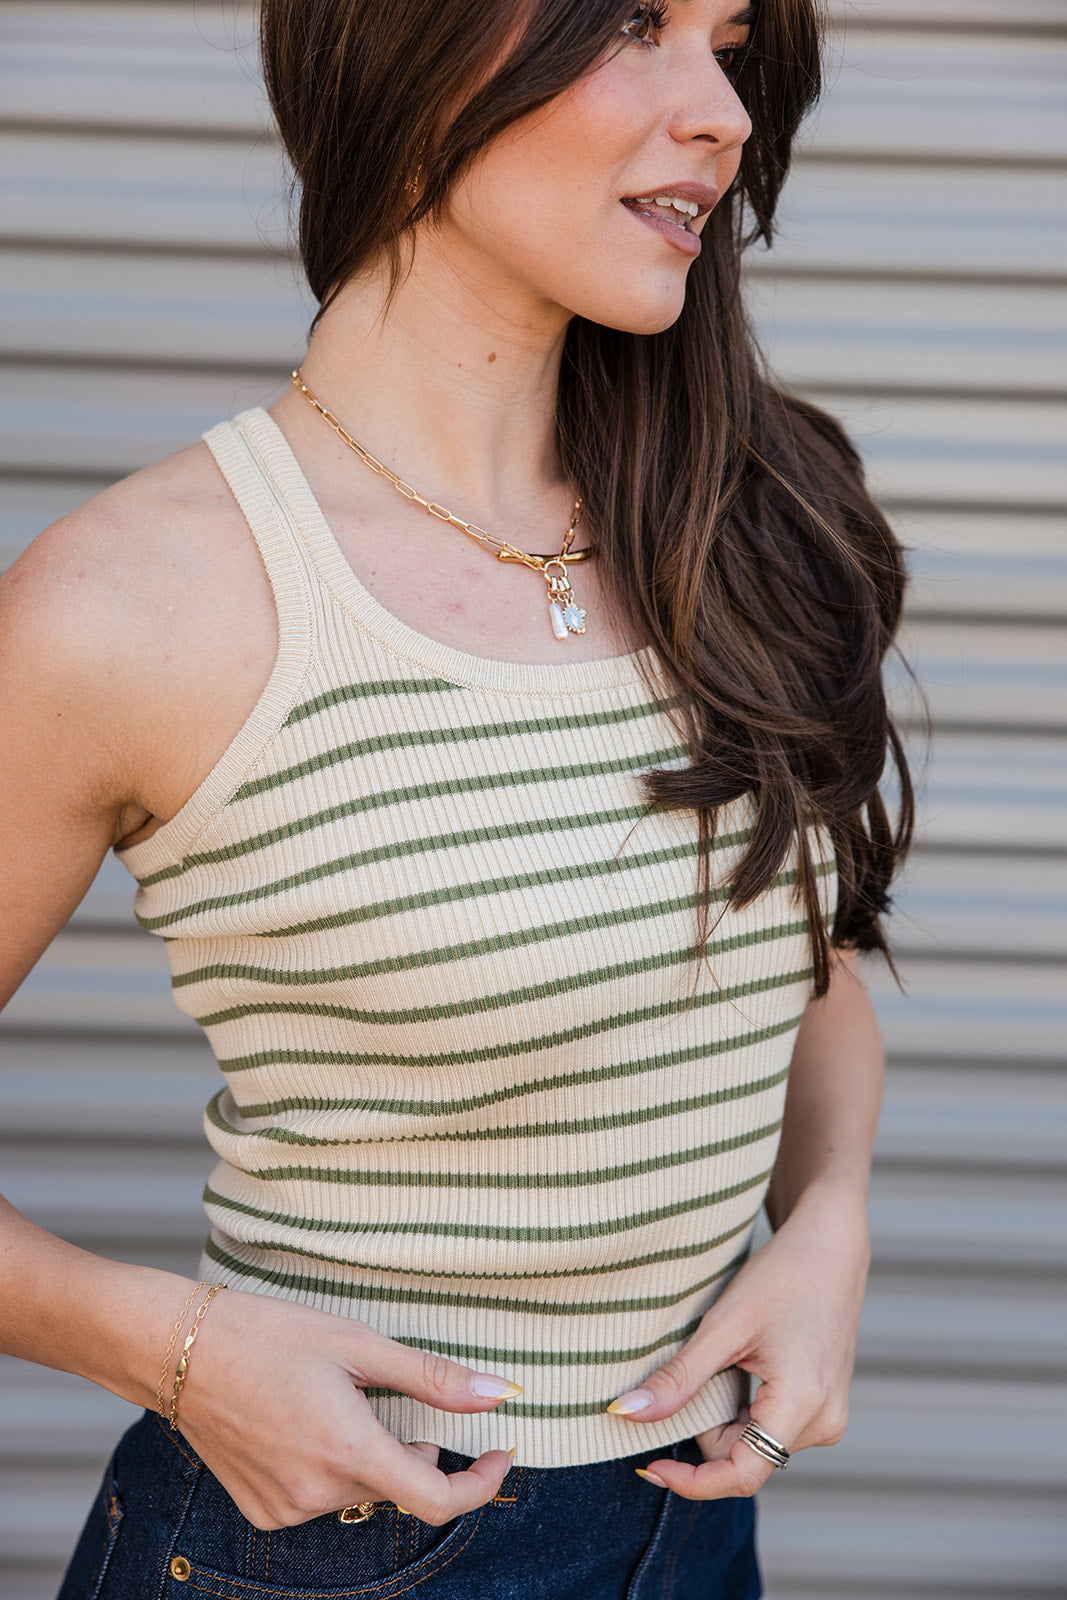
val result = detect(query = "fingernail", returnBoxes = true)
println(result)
[635,1468,668,1488]
[507,1445,517,1459]
[469,1375,524,1400]
[607,1389,654,1415]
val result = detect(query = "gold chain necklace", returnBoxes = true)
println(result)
[291,369,593,640]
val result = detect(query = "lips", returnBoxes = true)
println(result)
[619,182,719,259]
[623,197,696,231]
[621,181,720,229]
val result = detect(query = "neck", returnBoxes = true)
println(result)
[282,225,575,519]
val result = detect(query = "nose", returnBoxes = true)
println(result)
[667,57,753,156]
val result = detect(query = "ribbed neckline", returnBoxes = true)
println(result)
[237,407,661,699]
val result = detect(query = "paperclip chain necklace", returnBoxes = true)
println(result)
[290,369,593,640]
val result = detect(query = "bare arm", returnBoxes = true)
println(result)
[765,947,884,1228]
[0,492,517,1526]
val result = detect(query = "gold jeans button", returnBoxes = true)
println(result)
[170,1555,192,1581]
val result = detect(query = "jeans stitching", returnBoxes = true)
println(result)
[179,1507,483,1600]
[492,1466,524,1507]
[82,1469,124,1600]
[154,1410,202,1472]
[623,1442,685,1600]
[657,1506,692,1600]
[153,1432,205,1600]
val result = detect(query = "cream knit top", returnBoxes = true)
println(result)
[116,409,836,1469]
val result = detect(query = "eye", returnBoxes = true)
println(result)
[714,43,751,82]
[620,2,669,45]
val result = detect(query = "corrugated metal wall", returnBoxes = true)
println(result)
[1,3,1065,1596]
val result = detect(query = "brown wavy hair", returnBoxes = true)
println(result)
[261,0,913,995]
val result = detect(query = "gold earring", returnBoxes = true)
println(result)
[404,158,424,200]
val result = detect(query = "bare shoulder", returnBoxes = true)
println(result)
[2,440,259,640]
[0,439,277,831]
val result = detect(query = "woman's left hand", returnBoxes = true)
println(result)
[605,1186,870,1499]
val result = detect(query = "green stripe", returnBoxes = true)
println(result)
[227,1021,796,1123]
[233,1117,781,1187]
[204,1166,771,1243]
[361,1382,742,1415]
[212,971,809,1076]
[383,1286,748,1369]
[204,1234,745,1318]
[283,676,461,726]
[195,915,802,1033]
[136,743,687,886]
[230,698,679,805]
[396,1312,714,1367]
[201,1196,756,1279]
[142,835,702,938]
[171,859,827,990]
[172,884,699,989]
[141,803,746,934]
[393,1387,744,1418]
[207,1060,790,1148]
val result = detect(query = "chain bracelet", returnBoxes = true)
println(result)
[167,1284,225,1430]
[156,1283,206,1420]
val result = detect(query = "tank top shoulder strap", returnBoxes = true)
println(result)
[201,409,325,655]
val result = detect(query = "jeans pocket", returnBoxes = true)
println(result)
[164,1446,486,1598]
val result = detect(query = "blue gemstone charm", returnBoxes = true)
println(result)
[563,601,586,634]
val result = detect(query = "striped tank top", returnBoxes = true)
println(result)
[116,408,836,1468]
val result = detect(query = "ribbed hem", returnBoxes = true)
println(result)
[200,1242,749,1470]
[371,1369,747,1470]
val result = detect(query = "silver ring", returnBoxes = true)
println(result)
[739,1422,790,1469]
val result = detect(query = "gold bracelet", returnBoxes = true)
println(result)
[156,1283,206,1420]
[166,1284,225,1430]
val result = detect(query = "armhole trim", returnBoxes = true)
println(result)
[115,415,315,882]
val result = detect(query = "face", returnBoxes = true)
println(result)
[434,0,755,337]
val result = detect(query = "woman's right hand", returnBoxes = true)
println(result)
[167,1283,519,1530]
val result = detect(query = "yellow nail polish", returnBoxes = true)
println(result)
[635,1468,668,1488]
[507,1446,517,1460]
[470,1378,524,1400]
[607,1389,654,1416]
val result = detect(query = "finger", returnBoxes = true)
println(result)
[606,1316,744,1423]
[333,1445,442,1518]
[695,1408,749,1463]
[344,1325,523,1415]
[351,1420,514,1524]
[404,1440,441,1466]
[390,1442,439,1514]
[637,1407,797,1500]
[375,1442,516,1525]
[635,1442,773,1501]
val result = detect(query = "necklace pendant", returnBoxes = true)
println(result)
[563,600,586,634]
[545,559,588,640]
[548,595,587,639]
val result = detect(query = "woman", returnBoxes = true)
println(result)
[0,0,911,1594]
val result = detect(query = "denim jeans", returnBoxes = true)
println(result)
[58,1410,760,1600]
